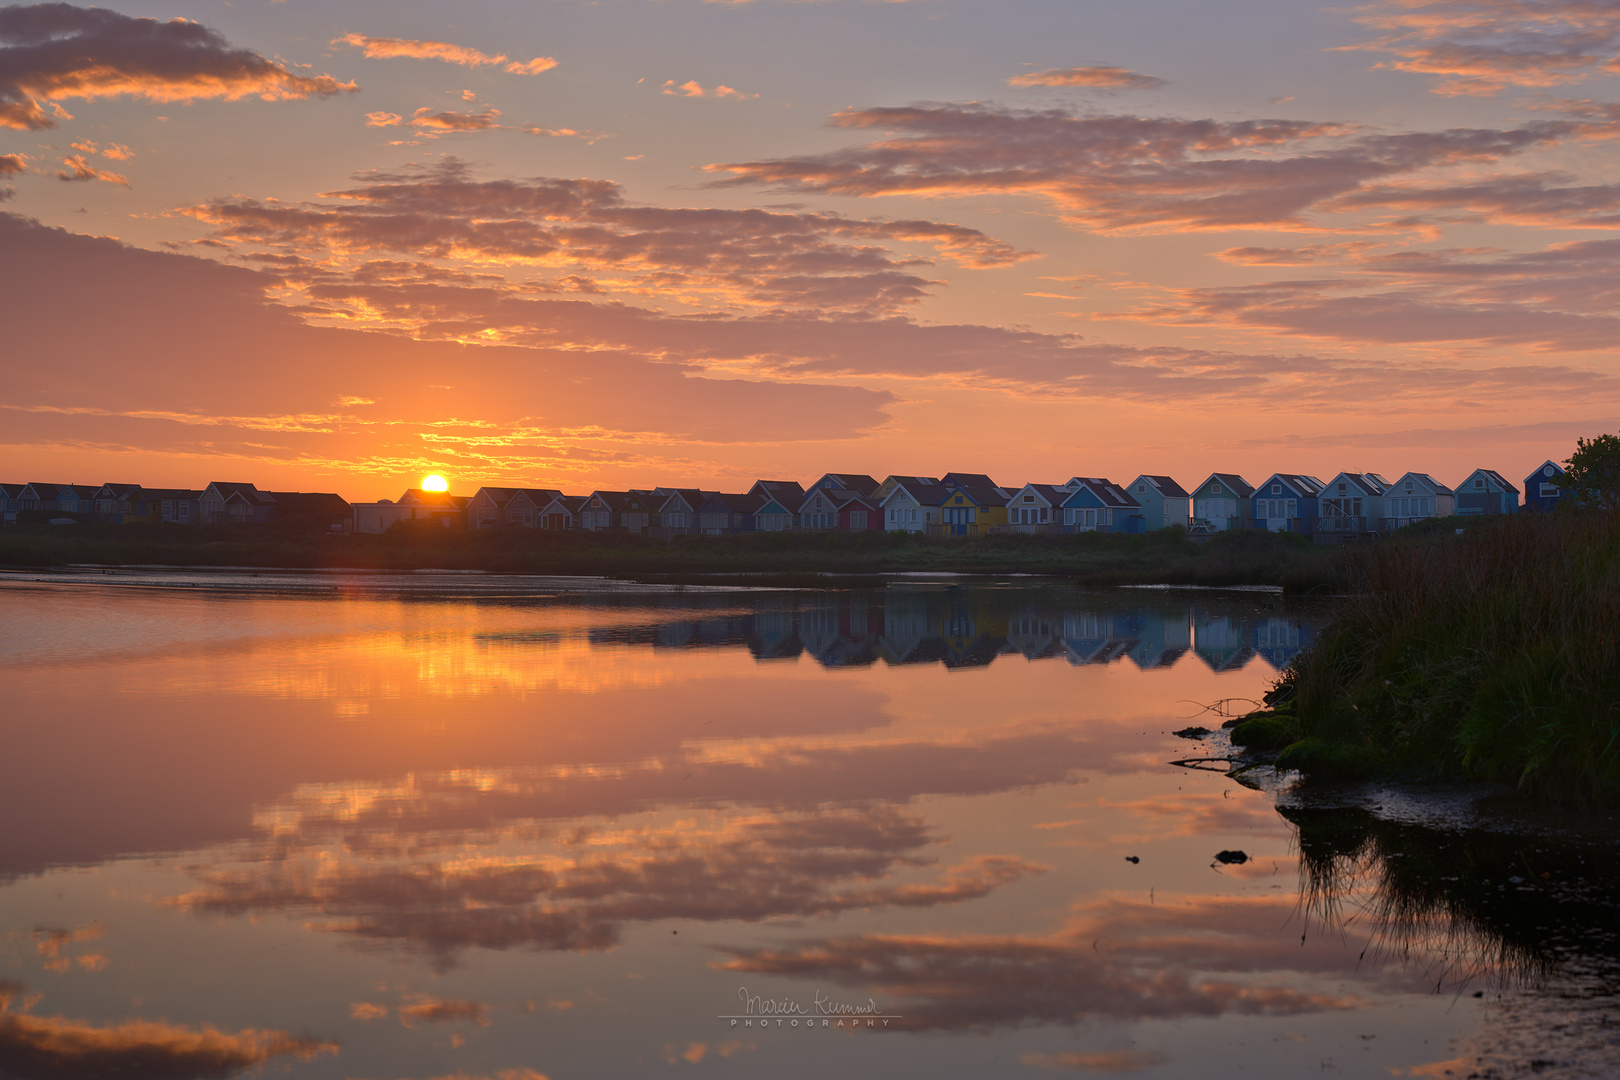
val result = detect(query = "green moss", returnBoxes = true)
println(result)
[1231,714,1300,751]
[1274,737,1383,780]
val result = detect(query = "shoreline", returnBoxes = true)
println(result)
[0,520,1349,592]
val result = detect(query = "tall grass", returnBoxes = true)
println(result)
[1287,509,1620,804]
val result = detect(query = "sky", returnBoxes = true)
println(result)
[4,0,1620,499]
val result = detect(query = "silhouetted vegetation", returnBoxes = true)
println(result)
[1262,508,1620,804]
[1286,804,1620,992]
[0,520,1353,592]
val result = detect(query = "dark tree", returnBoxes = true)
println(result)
[1557,433,1620,510]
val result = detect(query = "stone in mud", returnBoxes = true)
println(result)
[1173,726,1211,739]
[1214,850,1249,865]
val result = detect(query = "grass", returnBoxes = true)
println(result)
[0,520,1351,591]
[1269,508,1620,804]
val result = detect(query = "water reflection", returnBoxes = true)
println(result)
[11,578,1600,1079]
[1286,804,1620,1076]
[565,587,1316,673]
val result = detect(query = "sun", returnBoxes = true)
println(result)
[421,474,449,493]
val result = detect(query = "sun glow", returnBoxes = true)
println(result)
[421,474,448,492]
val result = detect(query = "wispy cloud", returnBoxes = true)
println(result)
[1121,237,1620,352]
[1007,65,1165,90]
[405,107,504,131]
[662,79,755,98]
[1341,0,1620,96]
[0,2,354,131]
[715,894,1371,1030]
[54,153,127,185]
[0,981,336,1080]
[706,103,1600,232]
[332,32,556,75]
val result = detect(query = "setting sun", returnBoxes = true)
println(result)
[421,475,448,493]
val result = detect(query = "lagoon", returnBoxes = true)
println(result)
[0,574,1613,1079]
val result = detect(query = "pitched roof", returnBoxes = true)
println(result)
[585,490,632,510]
[812,473,879,496]
[1256,473,1324,497]
[1064,477,1139,508]
[513,487,564,506]
[658,488,711,511]
[140,487,203,499]
[1197,473,1255,498]
[472,486,522,506]
[1390,471,1454,495]
[1324,472,1385,497]
[940,472,999,489]
[750,479,806,498]
[206,482,276,504]
[886,478,952,506]
[1473,468,1519,493]
[1011,483,1069,505]
[398,488,468,508]
[945,483,1009,508]
[1136,474,1189,498]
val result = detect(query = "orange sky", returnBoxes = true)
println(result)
[3,0,1618,498]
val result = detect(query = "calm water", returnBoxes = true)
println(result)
[0,573,1614,1079]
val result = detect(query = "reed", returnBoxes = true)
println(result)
[1283,508,1620,804]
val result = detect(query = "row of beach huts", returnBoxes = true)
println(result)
[355,462,1566,542]
[1,462,1568,541]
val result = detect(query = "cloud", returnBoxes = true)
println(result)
[9,197,1613,495]
[54,153,127,185]
[33,924,106,973]
[173,804,1045,960]
[1007,66,1166,90]
[0,985,336,1080]
[185,159,1031,316]
[0,153,24,175]
[405,107,503,131]
[68,138,131,160]
[1341,0,1620,96]
[1021,1051,1169,1073]
[662,79,754,98]
[0,211,898,472]
[0,2,354,131]
[1118,237,1620,352]
[521,125,584,139]
[714,894,1371,1030]
[706,103,1594,232]
[332,32,555,75]
[396,995,492,1028]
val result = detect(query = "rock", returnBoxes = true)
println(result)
[1173,726,1211,739]
[1214,850,1249,865]
[1124,856,1140,864]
